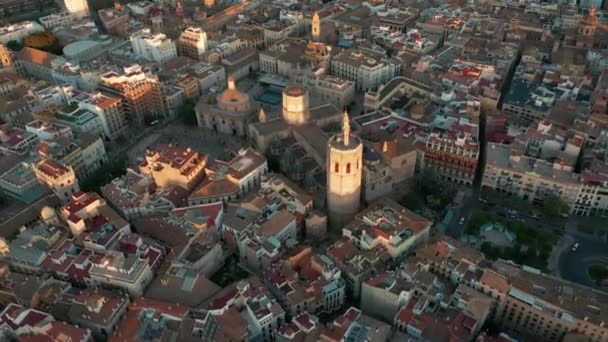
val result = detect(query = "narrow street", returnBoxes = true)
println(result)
[445,108,487,238]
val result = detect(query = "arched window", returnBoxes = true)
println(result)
[356,159,359,169]
[346,163,351,174]
[335,162,339,172]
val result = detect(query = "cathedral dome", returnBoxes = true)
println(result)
[217,75,251,113]
[580,7,598,27]
[40,206,57,221]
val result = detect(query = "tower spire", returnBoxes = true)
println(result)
[259,107,267,122]
[342,109,350,146]
[227,74,236,90]
[312,11,321,42]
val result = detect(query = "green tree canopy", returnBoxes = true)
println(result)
[177,99,197,126]
[5,40,23,51]
[542,193,569,220]
[24,32,62,55]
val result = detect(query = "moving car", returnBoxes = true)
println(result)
[459,217,465,225]
[571,242,580,251]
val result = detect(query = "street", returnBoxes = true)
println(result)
[558,233,608,289]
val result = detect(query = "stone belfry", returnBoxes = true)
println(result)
[326,110,363,229]
[312,11,321,42]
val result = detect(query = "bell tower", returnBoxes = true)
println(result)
[0,43,12,68]
[312,12,321,42]
[326,110,363,229]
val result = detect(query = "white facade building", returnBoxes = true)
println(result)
[62,0,89,15]
[178,27,208,60]
[130,28,177,64]
[0,21,44,44]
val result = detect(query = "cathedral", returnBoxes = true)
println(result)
[195,75,256,137]
[564,7,608,51]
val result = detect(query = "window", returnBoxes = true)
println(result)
[335,162,339,172]
[346,163,351,174]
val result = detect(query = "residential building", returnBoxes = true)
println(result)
[26,120,73,141]
[102,168,187,220]
[179,27,208,60]
[139,144,208,192]
[88,243,160,297]
[32,158,80,203]
[2,223,66,273]
[320,307,392,342]
[483,123,583,210]
[421,114,480,186]
[488,260,608,341]
[130,28,177,64]
[98,4,130,36]
[69,89,127,140]
[222,200,298,272]
[35,280,129,341]
[0,160,48,204]
[34,103,104,137]
[0,303,93,341]
[0,21,44,44]
[327,237,387,299]
[265,247,345,317]
[342,198,432,258]
[188,148,268,205]
[206,277,286,341]
[61,0,89,15]
[331,49,399,92]
[100,65,167,124]
[0,124,38,155]
[377,7,419,32]
[39,11,87,30]
[109,297,189,341]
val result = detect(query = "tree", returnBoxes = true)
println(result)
[177,99,197,126]
[5,40,23,51]
[24,32,62,55]
[81,153,129,193]
[541,194,569,220]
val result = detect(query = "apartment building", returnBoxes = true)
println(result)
[0,21,43,43]
[179,27,208,61]
[483,119,585,210]
[101,168,187,220]
[31,158,80,203]
[100,65,166,124]
[0,159,48,204]
[130,28,177,64]
[331,49,399,92]
[342,198,432,258]
[313,75,355,109]
[422,115,480,186]
[487,261,608,341]
[139,144,208,192]
[265,248,345,317]
[69,89,127,140]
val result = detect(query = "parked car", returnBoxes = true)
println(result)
[571,242,580,251]
[459,217,465,225]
